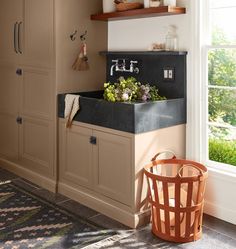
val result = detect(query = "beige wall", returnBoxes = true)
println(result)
[55,0,107,93]
[108,0,189,51]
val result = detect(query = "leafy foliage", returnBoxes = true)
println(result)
[208,29,236,126]
[208,27,236,166]
[209,138,236,166]
[103,77,166,102]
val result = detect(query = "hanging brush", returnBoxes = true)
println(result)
[72,31,89,71]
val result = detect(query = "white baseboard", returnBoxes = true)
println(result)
[0,158,57,192]
[204,200,236,225]
[204,168,236,225]
[58,182,150,228]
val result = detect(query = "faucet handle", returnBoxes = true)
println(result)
[112,59,119,63]
[130,60,139,74]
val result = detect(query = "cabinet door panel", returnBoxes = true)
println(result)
[19,117,54,176]
[59,123,93,189]
[0,113,18,159]
[0,0,23,63]
[93,131,132,206]
[20,68,54,120]
[0,64,19,114]
[23,0,54,68]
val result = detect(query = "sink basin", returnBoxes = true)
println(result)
[58,91,186,134]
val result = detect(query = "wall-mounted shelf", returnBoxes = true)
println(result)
[91,6,186,21]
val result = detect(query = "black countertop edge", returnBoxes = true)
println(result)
[99,51,188,56]
[58,92,184,106]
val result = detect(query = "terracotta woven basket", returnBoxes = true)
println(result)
[116,2,143,11]
[144,152,208,243]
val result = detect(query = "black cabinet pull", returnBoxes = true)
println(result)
[14,22,18,53]
[18,22,23,54]
[16,68,22,75]
[90,136,97,145]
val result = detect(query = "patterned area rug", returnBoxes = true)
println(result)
[0,181,116,249]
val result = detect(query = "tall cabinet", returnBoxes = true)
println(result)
[0,0,107,191]
[0,0,56,189]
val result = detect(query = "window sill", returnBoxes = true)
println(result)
[207,160,236,180]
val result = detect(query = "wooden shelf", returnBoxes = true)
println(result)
[91,6,186,21]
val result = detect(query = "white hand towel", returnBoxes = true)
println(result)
[64,94,80,128]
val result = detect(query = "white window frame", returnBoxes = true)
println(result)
[201,0,236,174]
[187,0,236,176]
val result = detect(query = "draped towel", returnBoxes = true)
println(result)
[64,94,80,128]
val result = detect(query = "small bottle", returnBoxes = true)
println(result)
[165,25,178,51]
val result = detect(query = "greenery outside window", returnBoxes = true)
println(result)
[207,0,236,168]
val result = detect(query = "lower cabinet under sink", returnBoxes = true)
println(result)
[58,118,186,228]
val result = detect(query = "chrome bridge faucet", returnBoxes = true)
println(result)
[110,59,139,76]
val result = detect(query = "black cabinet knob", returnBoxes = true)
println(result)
[16,117,22,124]
[16,68,22,75]
[90,136,97,145]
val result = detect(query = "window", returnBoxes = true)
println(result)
[204,0,236,171]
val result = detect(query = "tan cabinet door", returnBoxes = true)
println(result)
[23,0,54,68]
[19,117,54,177]
[0,64,19,115]
[59,123,93,190]
[93,130,132,206]
[0,0,23,63]
[0,0,54,67]
[19,67,54,120]
[0,113,19,160]
[0,64,19,159]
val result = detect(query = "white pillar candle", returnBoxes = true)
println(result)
[163,0,176,7]
[144,0,150,8]
[103,0,116,13]
[150,0,161,7]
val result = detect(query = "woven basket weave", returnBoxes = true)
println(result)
[116,2,143,11]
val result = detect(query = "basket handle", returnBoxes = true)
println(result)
[177,164,204,178]
[151,150,176,162]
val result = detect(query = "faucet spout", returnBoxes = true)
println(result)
[110,59,119,76]
[110,64,116,76]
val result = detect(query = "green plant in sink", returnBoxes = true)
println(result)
[104,77,166,102]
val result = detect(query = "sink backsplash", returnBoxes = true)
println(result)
[103,51,187,99]
[58,51,187,133]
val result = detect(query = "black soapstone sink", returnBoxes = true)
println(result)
[58,90,186,134]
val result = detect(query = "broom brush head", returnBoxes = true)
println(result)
[72,43,89,71]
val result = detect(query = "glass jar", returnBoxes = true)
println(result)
[165,25,178,51]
